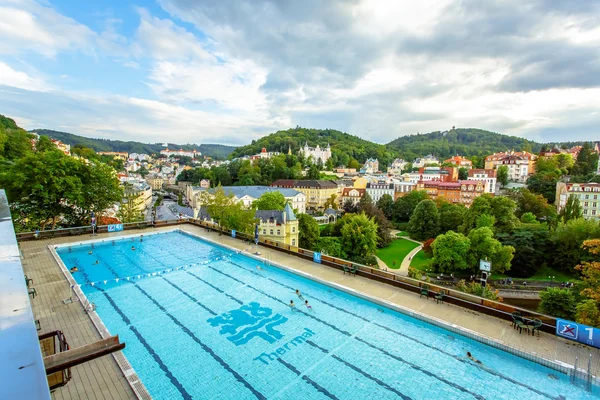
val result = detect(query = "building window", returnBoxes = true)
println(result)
[277,230,281,235]
[292,227,295,233]
[263,229,266,234]
[270,229,273,235]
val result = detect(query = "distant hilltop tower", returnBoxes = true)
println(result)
[298,142,331,164]
[288,145,292,155]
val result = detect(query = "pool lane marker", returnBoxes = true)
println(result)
[186,270,243,305]
[161,277,217,315]
[94,286,193,400]
[277,358,341,400]
[223,258,557,400]
[132,283,266,400]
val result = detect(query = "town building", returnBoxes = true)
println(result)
[484,151,537,183]
[339,187,366,207]
[50,139,71,155]
[190,185,307,214]
[360,158,379,174]
[413,154,439,168]
[98,151,129,159]
[123,180,152,211]
[147,176,164,191]
[365,181,395,203]
[415,179,485,206]
[556,182,600,220]
[129,153,150,161]
[298,142,331,164]
[388,158,408,175]
[334,167,358,175]
[160,148,202,158]
[406,167,456,184]
[468,169,497,194]
[271,180,338,212]
[393,182,416,200]
[250,148,281,160]
[200,179,210,189]
[444,155,472,169]
[256,203,299,246]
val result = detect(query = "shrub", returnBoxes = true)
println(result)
[408,267,420,279]
[538,287,576,319]
[455,279,500,300]
[422,238,435,256]
[351,254,378,267]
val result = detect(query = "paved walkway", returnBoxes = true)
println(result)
[399,242,423,276]
[21,225,600,400]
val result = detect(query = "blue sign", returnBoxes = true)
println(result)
[313,252,321,264]
[231,230,236,238]
[556,319,600,349]
[107,224,123,232]
[207,302,287,346]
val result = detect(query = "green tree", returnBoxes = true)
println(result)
[497,165,509,187]
[497,223,551,277]
[315,237,344,258]
[348,158,359,169]
[137,166,149,178]
[438,202,465,233]
[467,227,514,274]
[458,167,468,180]
[559,194,582,224]
[223,201,256,233]
[407,199,439,241]
[508,188,557,223]
[519,212,538,224]
[340,213,379,258]
[393,190,429,223]
[298,213,320,250]
[552,218,600,273]
[538,288,576,319]
[200,186,236,229]
[358,192,373,211]
[460,194,492,233]
[116,193,144,223]
[476,214,496,229]
[376,194,395,220]
[489,196,518,232]
[323,193,338,210]
[431,231,471,273]
[572,142,600,176]
[252,191,287,211]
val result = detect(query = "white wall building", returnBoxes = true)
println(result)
[365,182,395,203]
[468,169,497,194]
[298,142,331,164]
[160,148,201,158]
[413,154,439,168]
[388,158,408,175]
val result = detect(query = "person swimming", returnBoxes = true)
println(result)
[94,260,99,265]
[466,352,481,364]
[88,250,93,255]
[70,267,78,273]
[289,300,296,312]
[131,246,136,251]
[295,289,304,300]
[256,265,263,271]
[305,300,314,312]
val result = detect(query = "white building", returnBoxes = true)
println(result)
[360,158,379,174]
[388,158,408,175]
[556,182,600,221]
[251,148,281,160]
[413,154,439,168]
[468,169,497,194]
[366,182,395,203]
[160,148,201,158]
[298,142,331,164]
[129,153,150,161]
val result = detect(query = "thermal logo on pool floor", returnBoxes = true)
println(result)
[208,302,288,346]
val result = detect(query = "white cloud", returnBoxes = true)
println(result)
[0,0,95,57]
[0,62,47,91]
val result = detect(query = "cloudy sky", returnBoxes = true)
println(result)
[1,0,599,145]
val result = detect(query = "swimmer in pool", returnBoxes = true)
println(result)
[70,267,78,273]
[305,300,314,312]
[131,246,136,251]
[466,352,481,364]
[295,289,304,300]
[88,250,93,255]
[94,260,99,265]
[289,300,296,312]
[256,265,263,271]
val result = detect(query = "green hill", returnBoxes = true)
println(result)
[230,127,396,166]
[30,129,236,159]
[386,128,542,161]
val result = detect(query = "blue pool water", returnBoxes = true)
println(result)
[58,231,596,399]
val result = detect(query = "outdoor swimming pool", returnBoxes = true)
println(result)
[57,231,596,399]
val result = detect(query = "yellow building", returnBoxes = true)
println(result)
[124,181,152,212]
[147,177,164,191]
[353,177,368,189]
[256,203,299,246]
[271,180,338,212]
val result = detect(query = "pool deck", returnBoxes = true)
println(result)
[20,225,600,399]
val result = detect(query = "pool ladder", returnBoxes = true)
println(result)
[570,354,593,392]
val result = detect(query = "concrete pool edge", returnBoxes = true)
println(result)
[177,229,598,385]
[47,231,170,400]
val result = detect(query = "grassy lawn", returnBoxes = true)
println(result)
[376,239,420,269]
[491,266,578,282]
[409,249,433,271]
[395,231,409,237]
